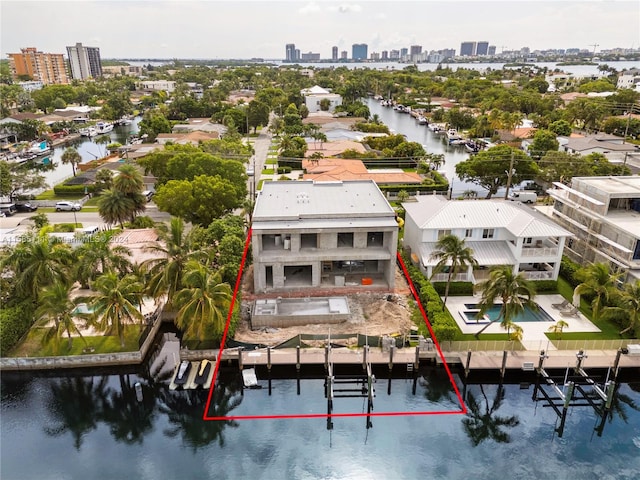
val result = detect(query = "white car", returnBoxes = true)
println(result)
[55,201,82,212]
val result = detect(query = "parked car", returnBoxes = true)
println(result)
[142,190,154,202]
[55,201,82,212]
[0,203,17,216]
[15,202,38,212]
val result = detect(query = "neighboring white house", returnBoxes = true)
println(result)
[617,69,640,91]
[251,180,398,292]
[402,196,572,283]
[139,80,176,93]
[301,85,342,113]
[548,176,640,284]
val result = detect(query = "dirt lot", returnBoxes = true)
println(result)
[236,267,416,346]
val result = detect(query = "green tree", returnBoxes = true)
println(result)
[528,129,559,159]
[143,217,204,310]
[575,263,623,322]
[455,145,538,198]
[247,100,270,133]
[35,280,86,352]
[97,189,135,228]
[87,272,144,348]
[95,168,114,191]
[174,261,232,341]
[74,230,132,289]
[547,320,569,340]
[98,165,146,225]
[475,266,537,337]
[1,235,73,302]
[61,147,82,177]
[138,110,172,141]
[429,234,478,310]
[548,120,572,136]
[602,281,640,336]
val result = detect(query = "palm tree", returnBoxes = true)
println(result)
[97,189,134,227]
[548,320,569,339]
[430,234,478,310]
[475,266,536,338]
[143,217,204,310]
[0,235,74,302]
[174,260,232,341]
[94,134,112,157]
[575,263,623,322]
[35,280,86,352]
[60,147,82,177]
[74,230,132,288]
[602,280,640,336]
[86,271,144,347]
[114,164,144,194]
[95,168,114,191]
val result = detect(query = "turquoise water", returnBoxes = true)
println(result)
[464,304,554,322]
[1,367,639,480]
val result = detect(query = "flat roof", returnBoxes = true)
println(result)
[572,176,640,197]
[253,180,395,221]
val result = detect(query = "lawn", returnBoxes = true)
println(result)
[36,190,85,200]
[11,326,141,357]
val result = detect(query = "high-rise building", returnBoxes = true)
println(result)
[389,50,400,59]
[410,45,422,56]
[301,52,320,61]
[352,43,368,60]
[8,47,69,84]
[340,51,348,60]
[460,42,476,56]
[488,45,497,56]
[400,47,408,58]
[332,46,338,61]
[381,50,389,60]
[66,42,102,80]
[476,41,489,56]
[285,43,297,62]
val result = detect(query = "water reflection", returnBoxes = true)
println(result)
[462,384,520,446]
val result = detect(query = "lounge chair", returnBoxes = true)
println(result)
[552,299,570,310]
[560,306,579,317]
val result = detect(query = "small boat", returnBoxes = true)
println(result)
[446,128,462,141]
[80,127,97,137]
[118,117,132,126]
[173,360,192,386]
[417,115,427,125]
[194,359,212,387]
[95,122,114,134]
[28,140,51,156]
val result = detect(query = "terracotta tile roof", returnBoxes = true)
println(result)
[302,158,422,185]
[304,140,367,158]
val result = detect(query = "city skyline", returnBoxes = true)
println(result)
[1,1,639,60]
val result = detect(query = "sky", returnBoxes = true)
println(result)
[1,0,639,60]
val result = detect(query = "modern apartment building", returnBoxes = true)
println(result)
[460,42,476,56]
[285,43,298,62]
[8,47,69,84]
[66,42,102,80]
[332,46,338,61]
[352,44,368,60]
[547,176,640,284]
[251,181,398,292]
[402,196,572,283]
[476,41,489,56]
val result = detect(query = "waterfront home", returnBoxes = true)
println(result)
[303,157,422,186]
[558,133,639,164]
[547,176,640,284]
[251,180,398,292]
[301,85,342,113]
[402,195,572,283]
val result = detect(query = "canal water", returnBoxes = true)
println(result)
[1,333,639,479]
[36,118,141,190]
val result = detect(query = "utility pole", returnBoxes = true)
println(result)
[504,151,516,200]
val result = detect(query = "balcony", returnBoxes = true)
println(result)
[521,247,558,257]
[522,271,554,280]
[431,272,469,282]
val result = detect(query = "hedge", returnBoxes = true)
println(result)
[277,166,292,174]
[560,256,581,288]
[532,279,558,292]
[0,302,35,355]
[53,184,95,195]
[433,281,474,296]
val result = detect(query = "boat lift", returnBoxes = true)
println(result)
[324,343,376,431]
[532,349,624,437]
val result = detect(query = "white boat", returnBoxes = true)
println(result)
[79,127,97,137]
[95,122,114,134]
[417,115,427,125]
[28,140,51,156]
[118,117,132,126]
[446,128,462,141]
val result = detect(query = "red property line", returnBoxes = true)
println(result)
[203,229,467,420]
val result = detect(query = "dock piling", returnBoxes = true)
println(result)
[500,350,508,379]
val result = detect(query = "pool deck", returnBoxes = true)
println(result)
[447,295,601,351]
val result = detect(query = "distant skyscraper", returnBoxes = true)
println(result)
[332,46,338,61]
[381,50,389,60]
[410,45,422,56]
[285,43,296,62]
[389,50,400,59]
[400,47,408,58]
[476,41,489,56]
[488,45,497,56]
[8,47,69,84]
[460,42,476,56]
[340,51,348,60]
[66,42,102,80]
[352,43,368,60]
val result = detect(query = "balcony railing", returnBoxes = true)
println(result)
[522,271,553,280]
[431,272,469,282]
[521,247,558,257]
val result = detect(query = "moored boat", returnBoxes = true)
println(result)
[80,127,97,137]
[95,122,114,134]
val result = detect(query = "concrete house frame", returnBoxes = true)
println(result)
[251,180,398,292]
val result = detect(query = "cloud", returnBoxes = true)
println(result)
[328,4,363,14]
[298,2,321,15]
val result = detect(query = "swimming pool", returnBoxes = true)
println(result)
[463,303,555,323]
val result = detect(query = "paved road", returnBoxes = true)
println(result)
[248,124,273,198]
[0,204,171,231]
